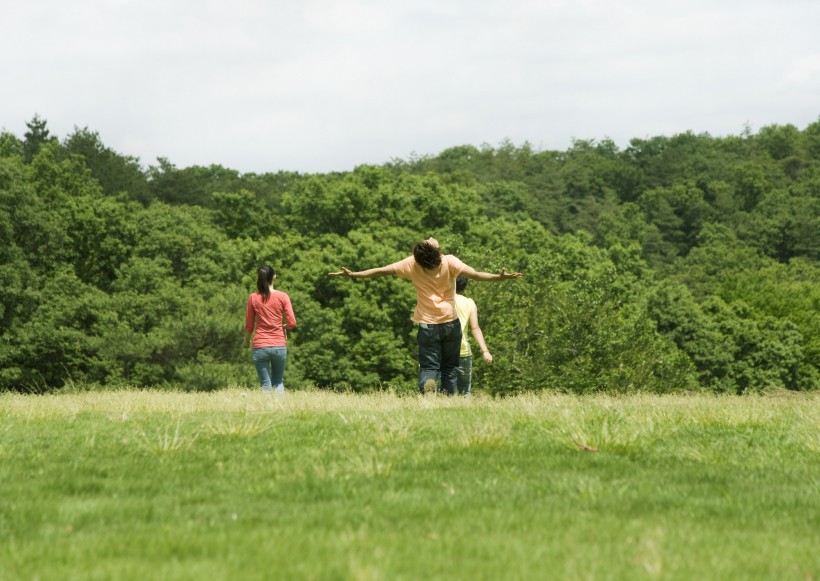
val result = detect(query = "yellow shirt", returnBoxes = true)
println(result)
[391,254,467,324]
[455,294,476,357]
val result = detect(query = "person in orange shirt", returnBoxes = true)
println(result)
[243,265,297,393]
[329,238,520,395]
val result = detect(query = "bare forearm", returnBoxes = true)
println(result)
[350,267,391,278]
[474,328,493,363]
[463,267,522,281]
[467,271,504,281]
[473,328,489,354]
[328,265,394,279]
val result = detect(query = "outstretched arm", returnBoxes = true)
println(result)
[328,265,395,279]
[461,265,522,281]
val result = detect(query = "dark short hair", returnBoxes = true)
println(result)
[456,276,468,293]
[413,240,442,270]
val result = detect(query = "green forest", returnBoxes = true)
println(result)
[1,115,818,394]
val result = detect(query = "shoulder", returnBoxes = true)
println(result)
[456,294,475,308]
[444,254,468,271]
[247,293,263,310]
[392,255,415,275]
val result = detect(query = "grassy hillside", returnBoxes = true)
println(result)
[1,389,818,580]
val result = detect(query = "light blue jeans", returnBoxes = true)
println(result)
[252,346,287,393]
[457,355,473,396]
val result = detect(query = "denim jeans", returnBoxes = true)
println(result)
[457,355,473,396]
[252,346,287,393]
[417,319,462,395]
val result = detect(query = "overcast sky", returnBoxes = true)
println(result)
[4,0,819,174]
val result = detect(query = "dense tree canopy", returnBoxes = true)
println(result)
[1,116,818,393]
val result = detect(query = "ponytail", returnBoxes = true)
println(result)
[256,265,275,302]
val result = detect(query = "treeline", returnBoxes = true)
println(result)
[1,115,818,394]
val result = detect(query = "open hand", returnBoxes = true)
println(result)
[328,268,353,277]
[499,268,522,279]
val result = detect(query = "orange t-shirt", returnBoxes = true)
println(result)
[391,254,467,324]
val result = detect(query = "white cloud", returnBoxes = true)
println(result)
[783,54,820,86]
[3,0,819,173]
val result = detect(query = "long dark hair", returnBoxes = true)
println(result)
[256,265,275,302]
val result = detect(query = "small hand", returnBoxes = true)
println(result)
[482,351,493,364]
[499,268,522,279]
[328,267,353,277]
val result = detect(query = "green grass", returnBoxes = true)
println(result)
[1,389,818,580]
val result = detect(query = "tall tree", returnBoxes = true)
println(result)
[23,114,53,163]
[63,127,151,204]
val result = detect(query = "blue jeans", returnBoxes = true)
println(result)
[252,346,287,393]
[417,320,462,395]
[457,355,473,396]
[436,355,473,396]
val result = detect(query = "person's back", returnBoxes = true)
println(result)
[243,265,297,394]
[454,293,476,358]
[388,239,465,394]
[392,253,467,323]
[247,289,294,347]
[453,276,492,397]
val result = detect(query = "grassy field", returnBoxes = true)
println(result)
[1,388,818,580]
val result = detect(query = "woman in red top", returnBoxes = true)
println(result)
[243,265,297,393]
